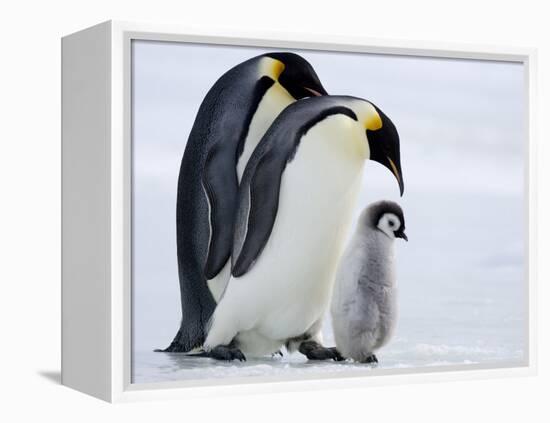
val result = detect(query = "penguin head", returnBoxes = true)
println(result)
[351,99,404,195]
[363,200,407,241]
[265,52,328,99]
[366,107,404,196]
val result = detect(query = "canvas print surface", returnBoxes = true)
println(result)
[131,40,526,384]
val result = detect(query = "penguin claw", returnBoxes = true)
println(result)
[362,354,378,364]
[209,345,247,362]
[234,350,247,362]
[299,341,344,361]
[331,348,346,362]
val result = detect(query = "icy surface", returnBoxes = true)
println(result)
[134,323,524,383]
[133,282,525,383]
[133,348,522,384]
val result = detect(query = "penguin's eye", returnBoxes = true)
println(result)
[388,220,394,227]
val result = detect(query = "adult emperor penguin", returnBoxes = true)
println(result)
[163,53,328,353]
[331,201,407,364]
[203,95,404,361]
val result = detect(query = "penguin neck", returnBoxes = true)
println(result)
[297,113,367,192]
[258,56,285,81]
[236,79,295,181]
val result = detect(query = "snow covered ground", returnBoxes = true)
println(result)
[133,293,525,383]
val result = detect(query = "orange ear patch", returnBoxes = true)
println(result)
[364,108,382,131]
[271,59,285,80]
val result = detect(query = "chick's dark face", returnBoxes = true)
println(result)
[266,52,328,99]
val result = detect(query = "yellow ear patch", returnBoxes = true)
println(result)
[365,109,383,131]
[271,59,285,80]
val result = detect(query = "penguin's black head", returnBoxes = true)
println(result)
[265,52,328,99]
[365,104,404,196]
[364,200,407,241]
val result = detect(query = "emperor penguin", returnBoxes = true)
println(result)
[163,53,328,353]
[330,201,407,364]
[202,95,404,361]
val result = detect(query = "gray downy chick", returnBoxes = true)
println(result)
[330,200,407,363]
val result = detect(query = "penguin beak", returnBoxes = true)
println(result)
[303,86,327,97]
[395,229,408,242]
[366,110,404,196]
[387,156,404,196]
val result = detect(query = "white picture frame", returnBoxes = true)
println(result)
[61,20,537,403]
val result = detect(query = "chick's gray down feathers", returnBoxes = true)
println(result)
[331,201,405,362]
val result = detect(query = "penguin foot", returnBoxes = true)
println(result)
[299,341,345,361]
[208,345,247,362]
[361,354,378,364]
[155,328,204,353]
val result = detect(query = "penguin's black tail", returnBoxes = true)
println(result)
[153,346,210,358]
[154,326,207,353]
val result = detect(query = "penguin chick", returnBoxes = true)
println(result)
[330,200,407,363]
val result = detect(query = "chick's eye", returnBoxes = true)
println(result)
[388,221,394,227]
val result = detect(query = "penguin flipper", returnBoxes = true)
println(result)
[231,149,285,277]
[202,143,239,280]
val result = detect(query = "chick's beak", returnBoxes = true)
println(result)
[395,230,408,242]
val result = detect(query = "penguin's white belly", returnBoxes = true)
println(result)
[236,83,294,180]
[205,115,366,355]
[206,261,231,302]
